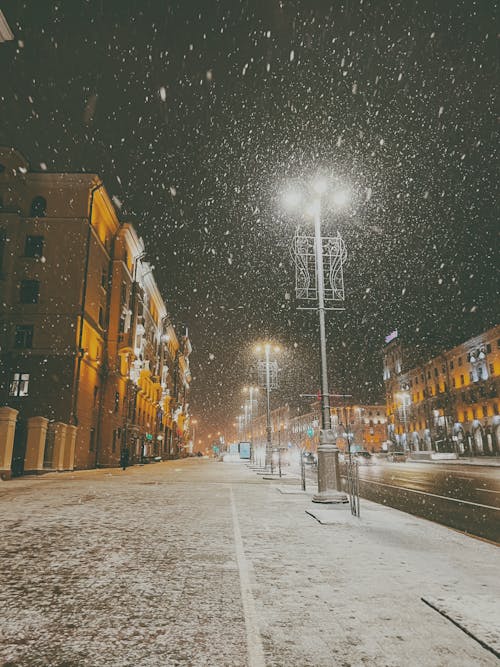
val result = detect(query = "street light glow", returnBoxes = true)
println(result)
[312,177,328,195]
[332,189,349,207]
[283,189,302,209]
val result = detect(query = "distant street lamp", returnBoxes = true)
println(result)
[255,343,280,469]
[285,176,349,503]
[191,419,198,452]
[243,385,259,461]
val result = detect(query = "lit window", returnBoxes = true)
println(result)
[9,372,30,397]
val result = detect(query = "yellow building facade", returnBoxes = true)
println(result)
[0,148,191,474]
[383,325,500,455]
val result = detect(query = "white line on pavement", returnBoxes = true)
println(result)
[230,485,266,667]
[475,488,500,495]
[358,478,500,511]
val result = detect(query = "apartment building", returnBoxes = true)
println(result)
[383,326,500,454]
[0,147,191,476]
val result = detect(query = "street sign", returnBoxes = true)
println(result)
[307,427,314,437]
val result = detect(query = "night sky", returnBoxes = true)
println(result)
[1,1,498,442]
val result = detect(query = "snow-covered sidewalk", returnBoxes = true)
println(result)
[0,459,498,666]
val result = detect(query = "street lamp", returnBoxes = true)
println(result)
[284,177,349,503]
[243,385,259,462]
[395,391,410,452]
[254,343,280,469]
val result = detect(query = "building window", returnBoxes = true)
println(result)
[452,377,456,387]
[460,374,465,386]
[98,306,105,328]
[427,370,431,380]
[9,372,30,397]
[0,232,5,273]
[458,357,462,366]
[450,360,454,370]
[20,279,40,304]
[24,235,44,258]
[14,324,33,348]
[121,282,127,306]
[114,391,120,413]
[434,367,438,377]
[30,196,47,217]
[112,429,117,453]
[490,363,495,376]
[89,428,96,452]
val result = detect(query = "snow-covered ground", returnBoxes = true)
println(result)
[0,459,498,666]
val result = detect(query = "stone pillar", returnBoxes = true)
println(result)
[0,407,18,480]
[52,422,67,471]
[24,416,49,474]
[63,425,77,471]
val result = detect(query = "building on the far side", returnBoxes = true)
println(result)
[383,326,500,455]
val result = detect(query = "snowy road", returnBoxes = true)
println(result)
[1,459,499,666]
[349,461,500,542]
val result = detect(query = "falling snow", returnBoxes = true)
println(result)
[0,1,497,431]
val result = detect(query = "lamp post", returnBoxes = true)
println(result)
[191,419,198,453]
[395,389,410,452]
[243,385,258,462]
[284,178,349,503]
[255,343,280,469]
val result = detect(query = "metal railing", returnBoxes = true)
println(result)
[346,458,360,517]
